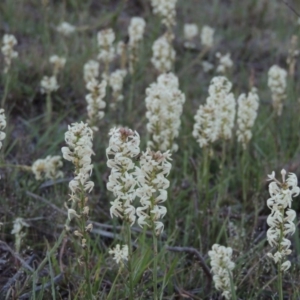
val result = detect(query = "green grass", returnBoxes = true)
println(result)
[1,0,300,299]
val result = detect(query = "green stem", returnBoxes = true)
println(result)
[1,72,11,108]
[107,268,121,300]
[241,149,247,205]
[128,73,135,117]
[126,223,134,300]
[46,92,52,126]
[216,141,227,208]
[203,147,210,206]
[278,263,283,300]
[152,227,158,300]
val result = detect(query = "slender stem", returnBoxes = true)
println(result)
[241,149,247,204]
[126,223,134,300]
[278,263,283,300]
[128,73,135,117]
[216,141,227,208]
[152,227,158,300]
[46,92,52,126]
[202,147,210,205]
[1,72,11,108]
[106,268,121,300]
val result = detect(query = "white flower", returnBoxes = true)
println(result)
[85,78,107,131]
[184,23,198,40]
[31,155,63,180]
[109,244,129,265]
[2,34,18,73]
[83,60,99,83]
[109,69,127,104]
[40,76,59,94]
[268,65,287,116]
[183,23,198,49]
[151,35,176,73]
[193,76,235,147]
[150,0,177,27]
[62,122,94,196]
[106,127,141,226]
[208,244,235,299]
[56,22,76,36]
[216,52,233,74]
[11,218,29,235]
[145,72,185,151]
[236,88,259,149]
[201,25,214,49]
[135,149,172,235]
[0,109,6,150]
[97,28,115,63]
[49,55,66,76]
[128,17,146,45]
[266,169,298,272]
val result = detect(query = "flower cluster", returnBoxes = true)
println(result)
[128,17,146,45]
[32,155,63,181]
[236,88,259,150]
[151,34,176,73]
[85,78,107,131]
[107,128,140,226]
[216,52,233,74]
[109,244,129,266]
[183,23,198,49]
[40,75,59,94]
[41,55,65,94]
[128,17,146,73]
[201,25,214,49]
[145,72,185,152]
[83,60,99,83]
[97,28,116,67]
[61,122,94,196]
[193,76,235,147]
[2,34,18,74]
[150,0,177,28]
[109,69,127,106]
[49,55,66,76]
[268,65,287,116]
[11,218,29,253]
[56,22,76,36]
[135,149,172,235]
[208,244,235,300]
[0,109,6,150]
[266,170,299,272]
[117,41,127,70]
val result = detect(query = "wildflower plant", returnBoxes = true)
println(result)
[61,122,94,297]
[97,28,116,75]
[0,109,6,151]
[184,23,198,49]
[2,34,18,74]
[150,0,177,30]
[1,34,18,107]
[236,88,259,150]
[106,127,140,299]
[145,72,185,152]
[266,170,299,299]
[11,218,29,253]
[85,78,107,131]
[56,22,76,36]
[109,69,127,108]
[208,244,236,299]
[268,65,287,116]
[31,155,63,181]
[151,34,176,73]
[128,17,146,74]
[83,60,99,83]
[216,52,233,74]
[200,25,214,50]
